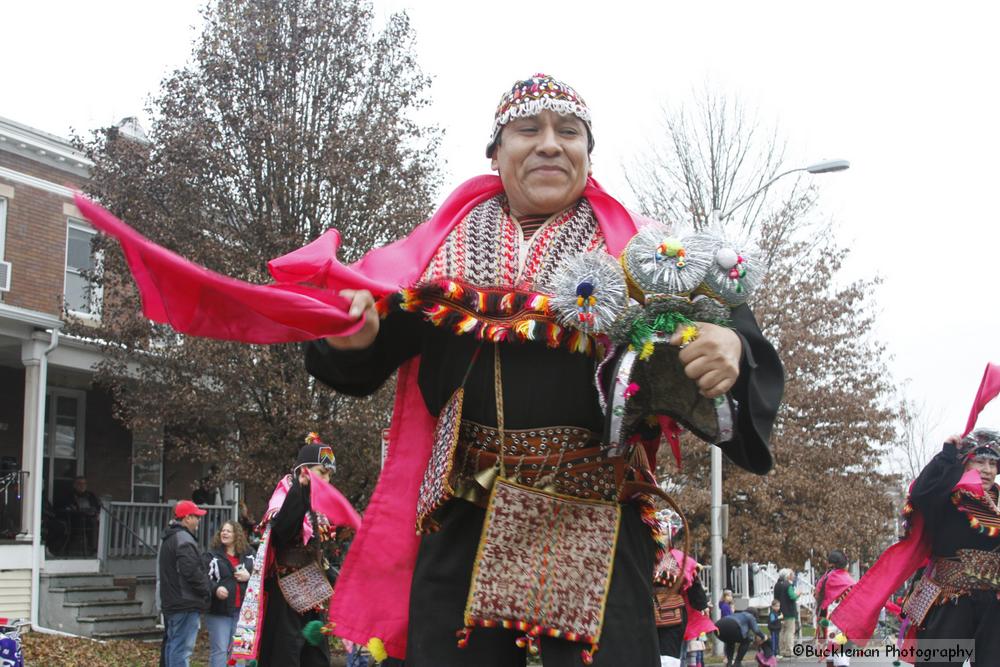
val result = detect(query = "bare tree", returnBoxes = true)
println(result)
[73,0,440,510]
[629,91,902,565]
[890,385,942,481]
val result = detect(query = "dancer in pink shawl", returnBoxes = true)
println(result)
[813,549,856,667]
[232,434,360,666]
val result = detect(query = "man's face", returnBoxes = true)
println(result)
[965,457,998,491]
[73,478,86,494]
[490,110,590,219]
[181,514,200,533]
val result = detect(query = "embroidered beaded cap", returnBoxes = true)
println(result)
[486,73,594,158]
[959,428,1000,462]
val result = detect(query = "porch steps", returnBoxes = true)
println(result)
[41,572,162,640]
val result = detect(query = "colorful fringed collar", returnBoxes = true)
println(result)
[951,484,1000,537]
[382,281,598,355]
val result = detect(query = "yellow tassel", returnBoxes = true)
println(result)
[425,304,449,326]
[639,340,655,360]
[680,325,699,345]
[442,281,463,299]
[500,292,515,313]
[514,320,536,340]
[399,289,421,311]
[477,290,487,312]
[367,637,389,662]
[546,324,562,347]
[455,315,479,334]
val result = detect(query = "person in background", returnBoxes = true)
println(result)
[686,633,706,667]
[714,609,765,667]
[766,599,782,658]
[61,475,101,555]
[204,521,254,667]
[772,569,798,658]
[158,500,211,667]
[719,589,735,618]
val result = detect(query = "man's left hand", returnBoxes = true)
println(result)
[671,322,742,398]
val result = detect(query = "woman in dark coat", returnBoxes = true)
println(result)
[204,521,255,667]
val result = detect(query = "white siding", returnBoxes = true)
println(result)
[0,569,32,619]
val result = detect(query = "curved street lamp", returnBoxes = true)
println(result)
[708,158,850,637]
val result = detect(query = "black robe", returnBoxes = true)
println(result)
[304,302,782,667]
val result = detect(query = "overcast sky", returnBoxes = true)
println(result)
[5,1,1000,455]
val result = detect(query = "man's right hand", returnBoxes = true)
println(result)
[324,289,379,350]
[216,586,228,600]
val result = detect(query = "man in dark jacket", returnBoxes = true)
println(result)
[714,609,765,667]
[158,500,210,667]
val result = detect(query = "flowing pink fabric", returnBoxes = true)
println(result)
[815,568,856,610]
[327,358,435,659]
[963,362,1000,436]
[307,468,362,530]
[76,175,641,659]
[75,175,637,345]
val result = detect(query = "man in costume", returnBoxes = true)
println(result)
[231,434,361,666]
[71,73,783,666]
[813,549,855,667]
[306,74,783,666]
[831,430,1000,666]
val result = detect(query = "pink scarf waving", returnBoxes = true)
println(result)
[73,175,638,343]
[75,175,641,660]
[830,469,986,647]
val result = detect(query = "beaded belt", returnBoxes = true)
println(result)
[931,550,1000,590]
[452,421,624,502]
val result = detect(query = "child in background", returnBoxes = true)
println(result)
[767,598,782,657]
[686,633,706,667]
[719,589,735,617]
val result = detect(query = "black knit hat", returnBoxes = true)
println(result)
[827,549,848,569]
[293,432,336,473]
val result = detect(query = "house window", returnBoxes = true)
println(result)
[65,220,102,317]
[131,426,163,503]
[43,389,86,504]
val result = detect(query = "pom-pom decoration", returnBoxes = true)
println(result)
[541,251,627,335]
[620,223,714,297]
[367,637,389,662]
[695,232,763,306]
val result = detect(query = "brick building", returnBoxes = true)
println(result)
[0,116,231,635]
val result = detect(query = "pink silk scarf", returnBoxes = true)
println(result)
[75,175,641,659]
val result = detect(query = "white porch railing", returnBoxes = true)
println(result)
[97,501,237,562]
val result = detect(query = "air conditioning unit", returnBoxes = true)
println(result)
[0,260,10,292]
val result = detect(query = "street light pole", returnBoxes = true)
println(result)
[706,158,849,649]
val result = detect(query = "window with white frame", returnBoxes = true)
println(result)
[65,219,102,316]
[131,425,163,503]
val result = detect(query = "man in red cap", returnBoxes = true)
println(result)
[159,499,210,667]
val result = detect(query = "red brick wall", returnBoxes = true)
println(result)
[0,151,86,315]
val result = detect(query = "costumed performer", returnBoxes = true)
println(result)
[651,509,713,667]
[830,431,1000,666]
[231,434,361,666]
[306,73,783,666]
[813,549,855,667]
